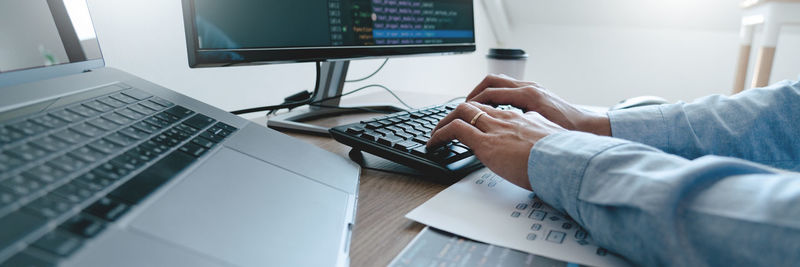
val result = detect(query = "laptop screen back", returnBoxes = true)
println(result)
[0,0,103,86]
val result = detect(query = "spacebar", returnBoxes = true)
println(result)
[110,151,196,205]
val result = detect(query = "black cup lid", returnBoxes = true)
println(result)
[487,48,528,60]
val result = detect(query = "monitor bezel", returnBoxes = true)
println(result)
[181,0,477,68]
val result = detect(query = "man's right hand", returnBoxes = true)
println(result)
[467,74,612,137]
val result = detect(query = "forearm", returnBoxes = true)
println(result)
[607,80,800,170]
[528,131,800,266]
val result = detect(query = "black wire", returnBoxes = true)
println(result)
[309,84,414,110]
[308,104,396,114]
[345,58,389,83]
[230,62,321,115]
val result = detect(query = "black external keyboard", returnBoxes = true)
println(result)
[0,84,237,265]
[330,103,483,183]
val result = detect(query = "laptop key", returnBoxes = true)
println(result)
[117,108,144,120]
[76,172,114,191]
[24,194,74,219]
[87,117,119,131]
[98,96,126,108]
[1,175,44,195]
[110,151,195,204]
[0,126,26,145]
[109,93,137,104]
[48,154,88,173]
[8,120,48,136]
[129,103,156,116]
[178,143,206,157]
[59,213,106,238]
[32,230,84,257]
[67,105,100,117]
[121,89,152,100]
[50,109,84,123]
[30,114,69,130]
[89,138,123,154]
[139,100,165,111]
[6,143,48,161]
[0,211,48,257]
[182,114,215,130]
[103,112,133,125]
[53,129,90,144]
[70,123,104,137]
[82,100,113,113]
[105,132,138,147]
[164,105,194,119]
[69,146,108,162]
[30,136,72,152]
[52,181,94,204]
[85,197,130,222]
[0,152,25,172]
[148,97,174,108]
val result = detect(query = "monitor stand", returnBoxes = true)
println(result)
[267,60,405,135]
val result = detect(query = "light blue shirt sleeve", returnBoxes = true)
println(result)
[527,81,800,266]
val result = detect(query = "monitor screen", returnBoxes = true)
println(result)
[182,0,476,67]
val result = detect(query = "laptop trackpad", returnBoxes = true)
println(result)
[129,147,349,267]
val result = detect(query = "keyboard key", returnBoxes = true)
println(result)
[116,108,145,120]
[148,97,174,108]
[76,172,114,192]
[52,129,89,144]
[67,105,100,117]
[182,114,215,130]
[0,211,48,257]
[0,249,57,267]
[1,176,42,195]
[191,137,215,149]
[412,136,429,144]
[133,121,160,134]
[410,146,428,157]
[359,132,379,142]
[121,89,151,100]
[110,151,195,204]
[129,103,156,116]
[375,129,392,136]
[71,123,104,137]
[60,213,106,238]
[394,140,422,151]
[69,146,108,162]
[164,105,194,119]
[109,93,137,104]
[50,109,84,123]
[84,197,130,222]
[0,187,20,208]
[24,194,74,219]
[53,181,95,204]
[378,135,404,146]
[0,152,25,172]
[105,132,138,147]
[103,112,133,125]
[89,138,123,154]
[87,117,119,131]
[32,230,84,257]
[83,100,113,112]
[31,114,69,130]
[6,143,48,161]
[120,127,149,140]
[144,116,170,129]
[48,154,88,172]
[199,131,224,143]
[8,119,48,136]
[94,162,132,181]
[97,96,126,108]
[23,164,68,184]
[0,126,26,145]
[139,100,165,111]
[30,136,72,153]
[176,123,199,135]
[451,145,470,155]
[345,126,365,135]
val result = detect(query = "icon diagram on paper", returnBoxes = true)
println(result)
[406,169,630,267]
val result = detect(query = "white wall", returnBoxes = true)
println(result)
[500,0,800,105]
[87,0,800,111]
[87,0,498,117]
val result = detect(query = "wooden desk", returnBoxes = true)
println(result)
[248,92,456,266]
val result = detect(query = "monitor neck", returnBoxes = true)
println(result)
[310,61,349,110]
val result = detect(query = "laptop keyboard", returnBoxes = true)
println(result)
[0,84,238,265]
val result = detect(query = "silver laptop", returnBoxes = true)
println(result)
[0,1,359,266]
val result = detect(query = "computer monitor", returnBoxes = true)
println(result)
[181,0,476,134]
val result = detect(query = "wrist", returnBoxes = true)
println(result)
[579,112,611,136]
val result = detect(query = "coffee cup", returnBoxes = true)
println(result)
[487,48,528,80]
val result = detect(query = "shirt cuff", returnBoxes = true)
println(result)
[528,131,629,222]
[608,105,669,151]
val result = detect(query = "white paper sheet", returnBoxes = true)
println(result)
[406,168,631,267]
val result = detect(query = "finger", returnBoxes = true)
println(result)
[466,74,523,100]
[470,87,535,110]
[469,101,517,120]
[432,102,484,134]
[426,119,485,149]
